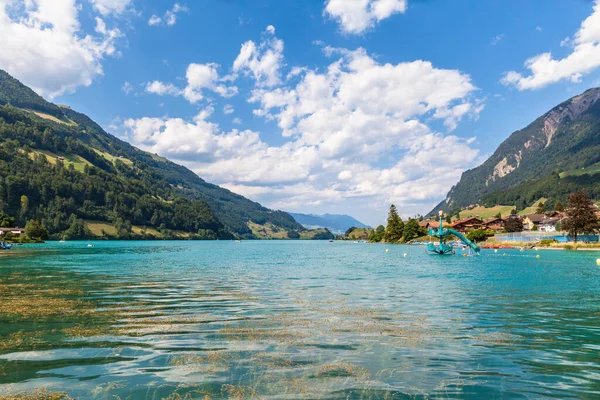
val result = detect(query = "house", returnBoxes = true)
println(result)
[57,156,65,161]
[483,217,506,231]
[538,217,560,232]
[0,227,25,237]
[420,220,450,230]
[522,214,546,230]
[450,217,484,233]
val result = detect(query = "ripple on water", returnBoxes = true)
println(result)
[0,242,599,399]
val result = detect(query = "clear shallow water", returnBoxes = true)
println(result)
[1,241,599,399]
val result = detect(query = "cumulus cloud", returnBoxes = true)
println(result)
[324,0,407,34]
[0,0,123,99]
[126,35,482,223]
[145,81,181,96]
[91,0,132,16]
[148,2,188,27]
[502,0,600,90]
[233,25,285,87]
[223,104,235,115]
[143,63,238,103]
[250,47,481,150]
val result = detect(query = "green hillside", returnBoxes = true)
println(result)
[0,70,303,239]
[431,88,600,216]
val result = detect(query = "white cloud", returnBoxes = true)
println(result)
[91,0,132,16]
[324,0,407,35]
[126,37,482,224]
[148,15,162,26]
[0,0,123,99]
[232,117,242,125]
[143,63,237,103]
[145,80,181,96]
[148,2,188,27]
[122,81,133,94]
[233,26,285,87]
[491,34,505,46]
[502,0,600,90]
[223,104,235,115]
[183,63,238,103]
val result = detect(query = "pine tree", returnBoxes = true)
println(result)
[384,205,404,243]
[554,200,564,212]
[536,201,546,214]
[402,218,421,242]
[563,192,600,243]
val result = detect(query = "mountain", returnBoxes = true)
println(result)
[430,87,600,215]
[0,70,304,239]
[289,213,370,235]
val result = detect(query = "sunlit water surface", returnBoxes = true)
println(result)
[1,241,599,399]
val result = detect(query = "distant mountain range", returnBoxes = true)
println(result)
[430,87,600,216]
[289,213,370,234]
[0,69,304,239]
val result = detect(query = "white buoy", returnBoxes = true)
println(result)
[494,249,498,253]
[536,255,540,259]
[386,249,389,253]
[596,259,600,265]
[403,253,407,257]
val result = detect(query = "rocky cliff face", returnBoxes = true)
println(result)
[431,87,600,215]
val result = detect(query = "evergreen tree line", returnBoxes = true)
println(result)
[367,205,427,243]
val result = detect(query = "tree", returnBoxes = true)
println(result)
[510,209,517,216]
[466,229,489,242]
[555,200,564,212]
[402,218,421,242]
[531,225,539,231]
[19,194,29,222]
[25,220,48,240]
[505,218,523,233]
[0,211,14,227]
[313,229,334,240]
[536,201,546,214]
[445,214,452,224]
[287,230,300,239]
[384,205,404,243]
[562,192,600,243]
[369,225,385,242]
[494,212,502,219]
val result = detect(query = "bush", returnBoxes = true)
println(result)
[563,244,574,250]
[539,239,555,247]
[466,229,491,242]
[287,230,300,239]
[25,220,48,240]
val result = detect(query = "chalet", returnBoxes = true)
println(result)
[483,217,505,229]
[450,217,483,233]
[419,220,450,230]
[0,227,25,237]
[523,214,562,232]
[538,217,561,232]
[522,214,545,230]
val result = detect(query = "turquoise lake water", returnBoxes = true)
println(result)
[1,241,600,399]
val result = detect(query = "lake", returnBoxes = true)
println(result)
[1,241,599,399]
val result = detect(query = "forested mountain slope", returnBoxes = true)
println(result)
[430,87,600,215]
[0,70,303,239]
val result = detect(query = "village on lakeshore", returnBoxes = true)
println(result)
[342,191,600,250]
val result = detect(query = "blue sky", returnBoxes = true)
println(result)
[1,0,600,226]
